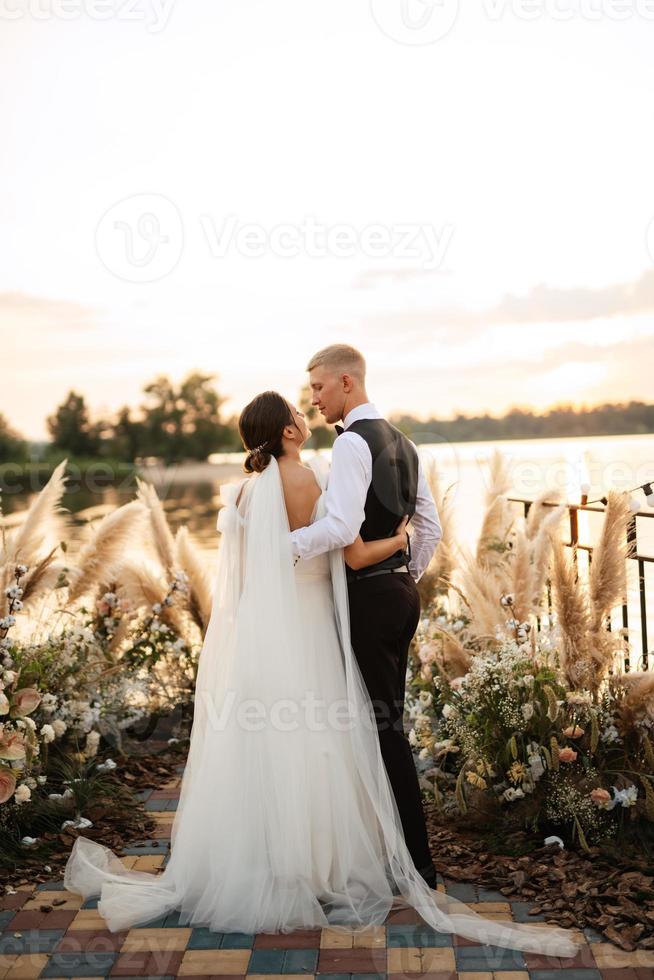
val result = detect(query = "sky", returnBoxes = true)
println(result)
[2,0,654,440]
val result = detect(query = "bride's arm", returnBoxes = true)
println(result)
[344,517,409,571]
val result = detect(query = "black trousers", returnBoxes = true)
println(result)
[347,572,437,887]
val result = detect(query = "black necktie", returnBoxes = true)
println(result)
[335,424,344,435]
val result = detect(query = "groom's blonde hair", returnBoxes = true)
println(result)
[306,344,366,381]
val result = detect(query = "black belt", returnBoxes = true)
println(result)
[347,564,410,582]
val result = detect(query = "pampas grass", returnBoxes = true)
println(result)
[0,459,69,569]
[0,460,70,618]
[174,526,212,632]
[417,457,457,608]
[136,478,212,634]
[136,478,176,572]
[549,491,633,691]
[511,504,566,624]
[549,533,593,688]
[611,670,654,731]
[66,501,147,603]
[589,490,634,631]
[114,561,185,634]
[476,451,515,571]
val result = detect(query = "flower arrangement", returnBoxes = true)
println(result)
[410,452,653,850]
[0,461,207,835]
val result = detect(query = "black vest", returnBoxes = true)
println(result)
[343,418,419,573]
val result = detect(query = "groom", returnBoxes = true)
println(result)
[290,344,442,888]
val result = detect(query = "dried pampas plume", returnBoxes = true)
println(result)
[136,478,176,572]
[476,451,514,570]
[114,561,185,634]
[174,526,212,634]
[589,490,633,631]
[0,459,70,616]
[67,501,147,603]
[417,456,457,608]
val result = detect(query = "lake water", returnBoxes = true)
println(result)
[3,433,653,664]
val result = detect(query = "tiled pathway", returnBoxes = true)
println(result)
[0,770,649,980]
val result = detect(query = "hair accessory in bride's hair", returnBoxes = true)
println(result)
[250,442,269,454]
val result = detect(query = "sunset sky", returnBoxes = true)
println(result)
[2,1,654,440]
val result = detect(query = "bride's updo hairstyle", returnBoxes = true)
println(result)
[239,391,295,474]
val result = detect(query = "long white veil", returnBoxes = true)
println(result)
[64,457,580,956]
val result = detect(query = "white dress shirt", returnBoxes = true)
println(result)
[290,403,442,581]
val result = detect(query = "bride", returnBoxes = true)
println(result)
[64,390,580,957]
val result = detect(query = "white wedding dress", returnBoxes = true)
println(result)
[64,456,580,956]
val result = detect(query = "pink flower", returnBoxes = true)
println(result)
[563,725,585,739]
[10,688,41,718]
[590,787,612,808]
[558,746,578,763]
[0,768,16,804]
[0,732,27,761]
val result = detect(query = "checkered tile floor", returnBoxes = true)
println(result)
[0,773,646,979]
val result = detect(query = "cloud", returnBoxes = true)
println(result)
[359,267,654,340]
[0,291,98,333]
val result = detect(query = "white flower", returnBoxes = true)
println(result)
[602,725,620,744]
[52,719,67,737]
[36,775,47,785]
[502,787,525,802]
[521,703,534,722]
[15,564,28,576]
[152,602,162,615]
[20,835,39,846]
[24,777,37,789]
[418,747,431,760]
[442,703,456,719]
[418,690,433,708]
[61,816,93,831]
[408,729,418,747]
[612,785,638,808]
[96,758,117,772]
[12,600,23,611]
[40,694,57,714]
[14,784,31,804]
[40,724,55,743]
[529,755,545,781]
[544,835,565,849]
[2,670,17,685]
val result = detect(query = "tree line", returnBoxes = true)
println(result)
[0,376,652,467]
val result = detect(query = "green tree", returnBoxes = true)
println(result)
[140,373,233,464]
[0,413,27,463]
[46,391,101,456]
[111,405,147,462]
